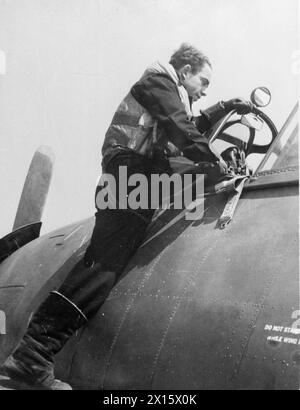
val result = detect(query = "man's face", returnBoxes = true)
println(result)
[180,63,212,102]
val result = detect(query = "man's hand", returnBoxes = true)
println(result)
[195,159,228,179]
[223,98,254,115]
[217,157,229,174]
[200,98,254,128]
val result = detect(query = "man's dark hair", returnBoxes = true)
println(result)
[169,43,212,74]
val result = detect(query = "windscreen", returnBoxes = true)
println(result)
[257,103,299,172]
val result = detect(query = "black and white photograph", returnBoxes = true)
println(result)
[0,0,299,393]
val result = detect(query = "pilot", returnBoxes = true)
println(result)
[1,43,253,389]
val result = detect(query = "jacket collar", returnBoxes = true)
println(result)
[142,61,180,85]
[142,61,192,116]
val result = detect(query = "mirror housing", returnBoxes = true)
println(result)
[250,87,271,107]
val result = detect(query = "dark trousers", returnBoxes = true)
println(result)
[57,150,167,319]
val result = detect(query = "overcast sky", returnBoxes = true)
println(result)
[0,0,299,237]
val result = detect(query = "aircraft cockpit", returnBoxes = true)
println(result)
[208,87,298,177]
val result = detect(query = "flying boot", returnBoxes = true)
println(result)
[0,289,87,390]
[0,258,117,390]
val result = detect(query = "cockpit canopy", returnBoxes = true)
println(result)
[258,103,298,172]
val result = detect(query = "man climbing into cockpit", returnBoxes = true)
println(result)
[1,43,253,389]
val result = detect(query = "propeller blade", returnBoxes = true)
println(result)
[13,145,54,231]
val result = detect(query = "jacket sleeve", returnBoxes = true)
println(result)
[194,114,212,133]
[130,74,215,160]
